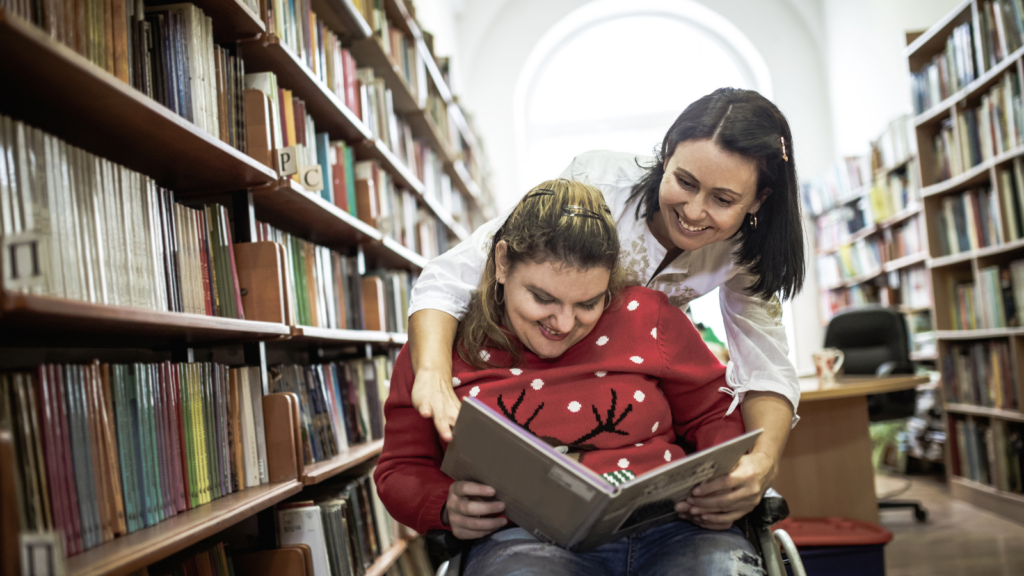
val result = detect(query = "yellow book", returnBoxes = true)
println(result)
[283,89,296,148]
[193,364,210,505]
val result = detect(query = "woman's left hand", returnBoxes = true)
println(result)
[674,451,776,530]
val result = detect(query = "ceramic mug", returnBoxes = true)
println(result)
[813,348,845,384]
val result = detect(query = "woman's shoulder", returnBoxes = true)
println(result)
[563,150,654,186]
[605,286,675,325]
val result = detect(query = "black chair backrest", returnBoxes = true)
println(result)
[824,307,916,421]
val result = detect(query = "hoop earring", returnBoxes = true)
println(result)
[603,289,612,310]
[749,213,758,230]
[495,282,505,306]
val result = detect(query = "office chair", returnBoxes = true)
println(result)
[427,489,807,576]
[824,306,928,522]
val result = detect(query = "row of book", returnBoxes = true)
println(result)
[0,115,246,318]
[943,341,1018,409]
[268,356,394,466]
[817,237,884,288]
[888,215,926,260]
[368,2,427,104]
[0,362,268,556]
[998,158,1024,241]
[936,187,1004,256]
[898,265,933,311]
[817,268,934,326]
[255,222,415,332]
[874,115,918,170]
[277,469,434,576]
[950,416,1024,494]
[961,73,1023,168]
[870,162,921,223]
[800,155,872,216]
[946,261,1024,329]
[911,22,976,114]
[978,0,1024,72]
[6,0,252,151]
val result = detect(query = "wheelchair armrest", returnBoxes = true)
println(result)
[749,493,790,527]
[425,529,470,562]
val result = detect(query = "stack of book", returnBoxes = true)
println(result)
[277,468,431,576]
[943,340,1018,408]
[911,21,976,114]
[0,115,246,318]
[933,118,961,182]
[949,416,1023,493]
[936,187,1003,255]
[977,1,1024,72]
[0,361,268,556]
[800,155,872,216]
[268,354,395,466]
[889,216,926,260]
[4,1,252,150]
[957,71,1024,168]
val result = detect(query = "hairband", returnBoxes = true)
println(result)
[781,136,789,162]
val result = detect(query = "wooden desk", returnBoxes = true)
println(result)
[772,375,928,523]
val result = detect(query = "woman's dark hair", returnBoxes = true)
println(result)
[629,87,805,301]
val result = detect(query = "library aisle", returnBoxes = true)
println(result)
[878,473,1024,576]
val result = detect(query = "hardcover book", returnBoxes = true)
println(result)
[442,397,761,552]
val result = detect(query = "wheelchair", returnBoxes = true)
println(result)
[428,489,807,576]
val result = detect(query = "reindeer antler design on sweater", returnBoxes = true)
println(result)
[570,389,634,445]
[497,389,545,434]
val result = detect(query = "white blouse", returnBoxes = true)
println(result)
[408,150,800,425]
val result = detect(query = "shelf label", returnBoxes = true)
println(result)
[2,233,46,290]
[300,165,324,192]
[278,146,298,176]
[20,532,65,576]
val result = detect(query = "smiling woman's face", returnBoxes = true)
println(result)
[650,139,764,252]
[495,241,610,359]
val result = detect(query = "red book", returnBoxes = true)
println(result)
[172,364,193,510]
[34,367,71,555]
[52,365,83,555]
[343,50,360,119]
[222,206,246,320]
[197,210,215,316]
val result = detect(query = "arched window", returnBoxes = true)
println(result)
[513,0,795,361]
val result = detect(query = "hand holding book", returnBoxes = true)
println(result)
[441,480,508,540]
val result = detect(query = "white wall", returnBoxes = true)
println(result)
[821,0,965,156]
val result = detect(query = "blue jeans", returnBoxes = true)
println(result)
[463,520,766,576]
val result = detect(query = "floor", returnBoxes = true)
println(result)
[876,472,1024,576]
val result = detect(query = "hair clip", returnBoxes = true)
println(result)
[561,205,604,220]
[525,189,556,200]
[781,136,789,162]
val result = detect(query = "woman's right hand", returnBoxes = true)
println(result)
[442,481,508,540]
[411,368,462,442]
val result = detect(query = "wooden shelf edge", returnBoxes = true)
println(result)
[365,538,409,576]
[878,205,922,229]
[66,481,303,576]
[949,477,1024,525]
[380,237,428,269]
[930,237,1024,267]
[905,0,976,61]
[914,44,1024,127]
[922,143,1024,198]
[0,291,291,344]
[935,328,1024,339]
[945,403,1024,422]
[302,440,384,485]
[291,325,396,344]
[909,350,937,361]
[883,252,929,273]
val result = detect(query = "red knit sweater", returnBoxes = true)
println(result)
[374,286,745,535]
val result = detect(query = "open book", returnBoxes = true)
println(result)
[441,397,761,551]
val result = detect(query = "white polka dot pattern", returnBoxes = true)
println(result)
[618,458,630,469]
[452,377,462,387]
[595,371,607,378]
[531,379,544,390]
[652,421,659,433]
[596,336,609,346]
[469,386,480,397]
[651,328,657,339]
[664,450,672,462]
[627,300,639,311]
[510,368,522,376]
[479,350,491,362]
[568,401,582,413]
[630,356,643,364]
[634,391,645,402]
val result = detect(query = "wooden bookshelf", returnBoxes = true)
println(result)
[290,326,408,346]
[237,34,372,142]
[0,9,277,193]
[308,0,372,41]
[884,252,929,273]
[66,481,303,576]
[187,0,265,42]
[0,291,291,348]
[302,439,385,485]
[366,538,409,576]
[250,179,428,270]
[910,0,1024,524]
[349,35,423,113]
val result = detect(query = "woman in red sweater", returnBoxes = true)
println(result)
[374,180,763,575]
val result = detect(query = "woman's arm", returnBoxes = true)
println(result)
[410,310,461,441]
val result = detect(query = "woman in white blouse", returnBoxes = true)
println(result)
[408,88,805,529]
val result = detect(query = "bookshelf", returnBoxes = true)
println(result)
[804,116,935,359]
[908,0,1024,524]
[0,0,494,572]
